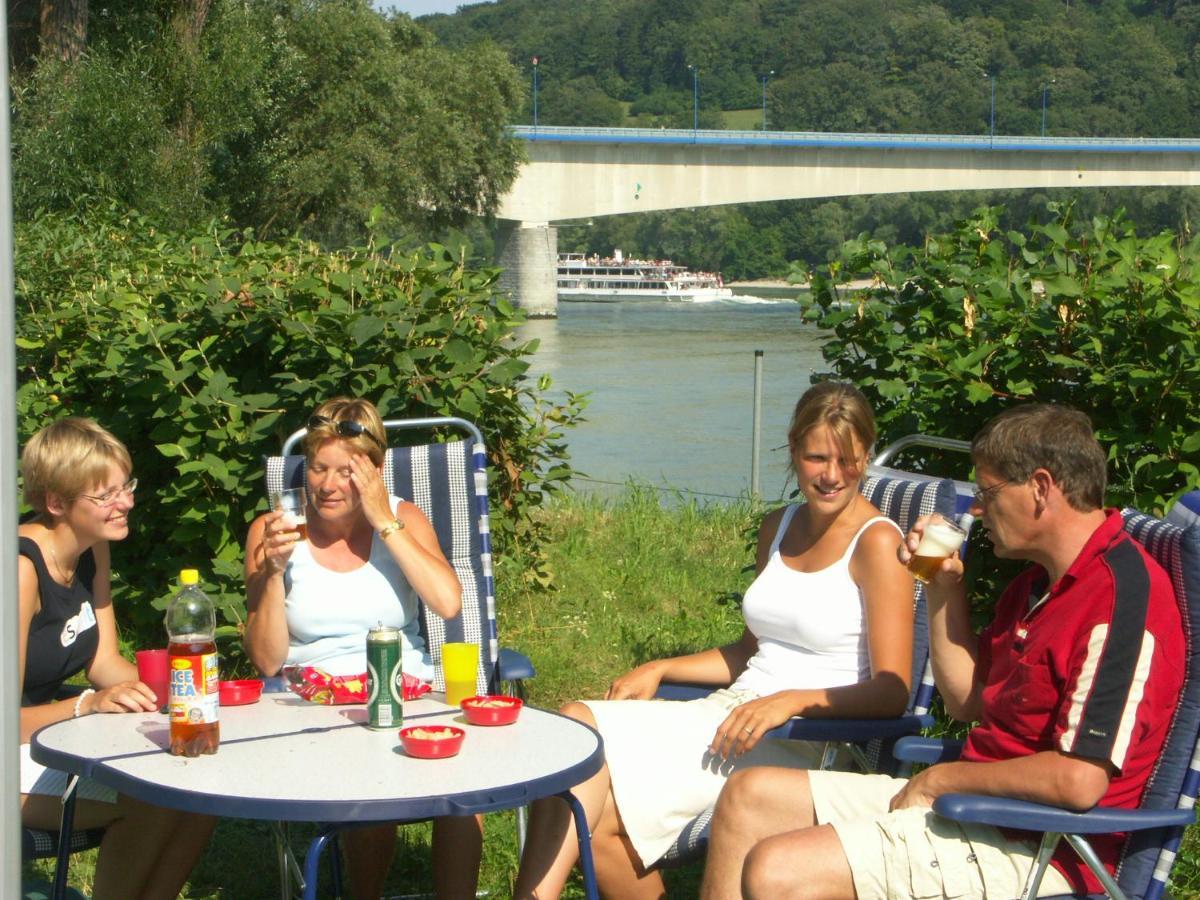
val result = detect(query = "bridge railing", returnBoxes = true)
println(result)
[508,125,1200,154]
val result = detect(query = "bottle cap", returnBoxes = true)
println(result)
[180,569,200,585]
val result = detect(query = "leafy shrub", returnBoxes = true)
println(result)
[799,204,1200,515]
[15,210,585,665]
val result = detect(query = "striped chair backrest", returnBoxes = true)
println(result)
[264,435,497,696]
[860,470,958,771]
[1114,510,1200,900]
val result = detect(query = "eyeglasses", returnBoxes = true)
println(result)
[80,477,138,508]
[307,415,387,452]
[972,478,1014,505]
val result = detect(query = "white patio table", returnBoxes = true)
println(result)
[32,687,603,899]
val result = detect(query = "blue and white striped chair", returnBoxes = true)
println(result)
[654,468,965,866]
[266,416,533,698]
[898,509,1200,900]
[264,416,535,896]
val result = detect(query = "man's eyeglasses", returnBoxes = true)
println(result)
[80,478,138,508]
[972,478,1014,505]
[307,415,387,452]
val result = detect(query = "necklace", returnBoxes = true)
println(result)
[46,542,77,585]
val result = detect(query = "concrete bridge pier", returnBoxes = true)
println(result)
[495,221,557,318]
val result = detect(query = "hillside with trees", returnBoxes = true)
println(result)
[423,0,1200,277]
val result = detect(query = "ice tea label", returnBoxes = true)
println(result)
[169,652,219,725]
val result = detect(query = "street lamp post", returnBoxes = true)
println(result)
[760,70,774,130]
[1041,78,1055,137]
[532,56,540,130]
[688,64,699,136]
[985,72,996,147]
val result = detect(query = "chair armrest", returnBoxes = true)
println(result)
[893,736,965,764]
[498,647,536,683]
[654,682,719,702]
[933,794,1197,834]
[775,714,934,743]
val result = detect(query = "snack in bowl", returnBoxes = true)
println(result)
[282,665,432,705]
[399,725,465,759]
[460,695,523,726]
[219,679,264,706]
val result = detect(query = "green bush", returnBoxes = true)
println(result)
[799,204,1200,515]
[15,209,586,664]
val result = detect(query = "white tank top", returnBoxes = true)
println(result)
[282,495,433,680]
[730,507,900,697]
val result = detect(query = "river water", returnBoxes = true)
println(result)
[516,293,828,502]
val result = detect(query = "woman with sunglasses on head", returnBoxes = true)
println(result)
[19,417,216,900]
[244,396,477,900]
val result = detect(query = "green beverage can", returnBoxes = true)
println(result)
[366,624,403,730]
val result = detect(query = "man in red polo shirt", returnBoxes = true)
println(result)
[701,403,1183,900]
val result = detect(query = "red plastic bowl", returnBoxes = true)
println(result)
[219,679,264,706]
[460,695,523,726]
[399,725,465,759]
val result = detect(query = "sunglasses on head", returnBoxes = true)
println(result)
[307,415,387,452]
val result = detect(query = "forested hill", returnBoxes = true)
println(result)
[417,0,1200,278]
[424,0,1200,139]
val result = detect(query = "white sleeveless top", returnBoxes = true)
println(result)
[730,507,900,697]
[282,495,433,680]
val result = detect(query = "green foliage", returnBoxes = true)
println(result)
[11,0,526,246]
[14,209,586,663]
[801,203,1200,515]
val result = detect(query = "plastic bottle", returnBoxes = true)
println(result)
[166,568,220,756]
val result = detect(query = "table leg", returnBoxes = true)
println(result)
[272,821,307,899]
[52,775,80,900]
[559,789,598,900]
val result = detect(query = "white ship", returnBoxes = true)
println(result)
[557,250,733,301]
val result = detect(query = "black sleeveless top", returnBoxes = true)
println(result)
[20,537,99,706]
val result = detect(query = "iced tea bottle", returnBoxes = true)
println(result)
[166,568,220,756]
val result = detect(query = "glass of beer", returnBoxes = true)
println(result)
[271,487,308,541]
[908,515,967,584]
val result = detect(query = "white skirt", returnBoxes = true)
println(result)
[21,743,117,803]
[584,689,828,867]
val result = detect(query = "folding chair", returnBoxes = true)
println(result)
[654,465,970,866]
[896,508,1200,900]
[24,685,107,900]
[1167,488,1200,529]
[264,415,535,898]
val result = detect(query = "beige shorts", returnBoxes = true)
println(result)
[808,770,1074,899]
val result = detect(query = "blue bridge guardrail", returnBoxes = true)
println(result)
[508,125,1200,155]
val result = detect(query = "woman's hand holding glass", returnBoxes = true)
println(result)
[261,509,301,575]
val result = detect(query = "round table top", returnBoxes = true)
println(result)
[32,692,603,822]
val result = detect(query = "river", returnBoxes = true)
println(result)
[516,292,828,503]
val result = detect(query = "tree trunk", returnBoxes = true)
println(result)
[172,0,212,54]
[39,0,87,63]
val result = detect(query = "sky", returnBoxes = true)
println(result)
[377,0,495,17]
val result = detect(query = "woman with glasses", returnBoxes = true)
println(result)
[18,417,215,899]
[244,396,477,899]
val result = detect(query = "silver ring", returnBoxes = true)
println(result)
[744,726,754,734]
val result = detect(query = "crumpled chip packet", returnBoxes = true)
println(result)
[282,665,432,704]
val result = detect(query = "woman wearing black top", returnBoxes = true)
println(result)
[19,418,214,900]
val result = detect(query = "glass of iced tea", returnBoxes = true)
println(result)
[271,487,308,541]
[907,515,967,584]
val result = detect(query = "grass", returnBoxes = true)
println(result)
[25,486,756,899]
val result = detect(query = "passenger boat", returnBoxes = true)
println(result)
[557,251,733,301]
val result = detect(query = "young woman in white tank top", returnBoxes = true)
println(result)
[513,383,916,899]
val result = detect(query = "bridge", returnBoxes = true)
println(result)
[493,125,1200,317]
